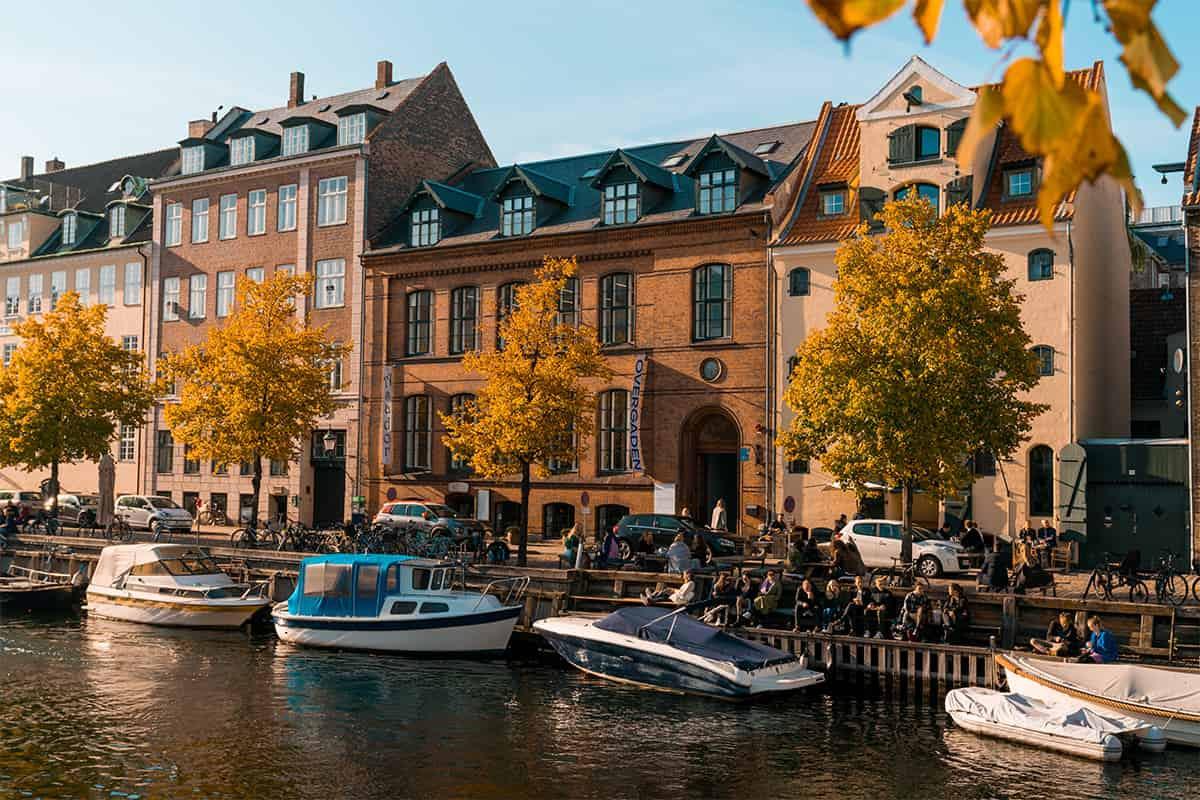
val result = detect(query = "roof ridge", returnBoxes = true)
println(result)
[16,146,179,183]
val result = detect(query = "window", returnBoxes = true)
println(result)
[183,444,200,475]
[1007,169,1034,197]
[181,146,204,175]
[213,461,228,475]
[600,273,632,345]
[338,112,366,146]
[406,290,432,356]
[788,268,811,297]
[156,430,174,474]
[356,564,379,600]
[124,263,141,305]
[247,190,266,235]
[448,394,474,471]
[786,459,810,474]
[419,602,449,614]
[497,282,524,349]
[118,424,136,462]
[449,286,479,354]
[1032,345,1054,376]
[603,182,639,225]
[411,208,439,246]
[546,423,578,474]
[404,395,432,470]
[4,277,18,317]
[820,190,845,216]
[63,213,79,246]
[896,183,939,213]
[888,124,941,164]
[240,461,253,476]
[218,194,237,240]
[317,177,348,226]
[270,459,289,476]
[27,274,42,314]
[75,268,90,304]
[501,194,534,236]
[1028,249,1054,282]
[969,450,996,477]
[6,219,23,250]
[277,185,297,231]
[191,198,209,243]
[1,343,14,367]
[229,136,254,166]
[216,271,235,317]
[327,344,343,392]
[281,126,308,156]
[598,389,629,473]
[698,169,736,214]
[1029,444,1054,517]
[50,271,65,310]
[242,267,263,284]
[916,126,940,160]
[693,264,731,341]
[189,274,206,319]
[556,277,579,327]
[99,266,116,306]
[389,601,418,615]
[109,205,126,238]
[315,259,345,308]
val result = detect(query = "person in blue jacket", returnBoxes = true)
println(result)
[1080,616,1119,663]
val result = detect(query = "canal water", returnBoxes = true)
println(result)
[1,612,1196,799]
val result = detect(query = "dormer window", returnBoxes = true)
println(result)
[603,182,639,225]
[338,113,367,146]
[502,195,534,236]
[411,208,440,247]
[181,146,205,175]
[229,137,254,166]
[698,169,736,215]
[282,126,309,156]
[109,205,126,238]
[1006,168,1035,198]
[62,213,77,246]
[820,190,846,216]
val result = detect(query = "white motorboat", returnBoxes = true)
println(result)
[998,653,1200,747]
[946,687,1165,761]
[534,606,825,700]
[272,554,526,656]
[86,544,270,628]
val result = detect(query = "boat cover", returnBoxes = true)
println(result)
[287,554,417,617]
[1010,655,1200,713]
[593,607,796,671]
[946,688,1153,744]
[91,544,199,589]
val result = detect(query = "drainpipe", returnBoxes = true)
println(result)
[1185,214,1194,566]
[1068,219,1075,443]
[138,242,152,497]
[765,214,775,520]
[354,155,369,517]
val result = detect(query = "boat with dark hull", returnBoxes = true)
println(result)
[534,607,824,699]
[0,564,83,610]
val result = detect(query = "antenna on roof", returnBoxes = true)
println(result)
[211,104,224,122]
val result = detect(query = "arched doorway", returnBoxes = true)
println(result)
[680,408,741,531]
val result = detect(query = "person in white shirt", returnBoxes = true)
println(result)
[710,499,727,531]
[642,570,696,606]
[665,533,694,574]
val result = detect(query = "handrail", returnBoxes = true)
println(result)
[472,576,530,610]
[6,564,74,584]
[638,605,689,637]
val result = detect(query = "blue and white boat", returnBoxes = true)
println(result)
[272,554,526,657]
[534,607,824,699]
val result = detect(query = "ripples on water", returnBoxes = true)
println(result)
[0,611,1197,799]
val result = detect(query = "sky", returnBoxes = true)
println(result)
[3,0,1197,207]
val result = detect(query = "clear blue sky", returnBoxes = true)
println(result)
[5,1,1196,206]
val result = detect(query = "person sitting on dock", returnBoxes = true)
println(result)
[597,525,622,568]
[1079,616,1119,663]
[2,503,17,536]
[898,582,932,641]
[690,532,711,566]
[793,578,821,631]
[1035,519,1058,568]
[786,536,805,573]
[820,579,842,632]
[802,532,823,564]
[641,570,696,607]
[702,571,737,626]
[666,534,693,574]
[560,525,581,568]
[941,583,970,644]
[865,575,896,639]
[959,520,985,553]
[1031,611,1082,657]
[748,569,782,626]
[830,538,866,578]
[734,569,756,622]
[834,589,867,636]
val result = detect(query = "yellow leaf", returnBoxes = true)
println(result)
[964,0,1044,48]
[1000,58,1084,154]
[1120,27,1187,126]
[1034,89,1122,228]
[805,0,906,40]
[956,85,1004,171]
[913,0,945,43]
[1035,0,1064,87]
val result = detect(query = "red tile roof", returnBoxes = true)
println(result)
[1182,106,1200,207]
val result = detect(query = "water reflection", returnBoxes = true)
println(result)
[0,612,1198,798]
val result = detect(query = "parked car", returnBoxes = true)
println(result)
[836,519,971,578]
[114,495,194,534]
[614,514,739,560]
[372,500,487,541]
[56,494,99,528]
[0,490,43,514]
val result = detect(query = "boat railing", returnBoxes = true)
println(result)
[639,605,690,643]
[6,564,76,585]
[238,581,270,600]
[473,576,530,610]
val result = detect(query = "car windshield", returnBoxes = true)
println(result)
[147,497,181,510]
[910,526,934,542]
[425,504,459,518]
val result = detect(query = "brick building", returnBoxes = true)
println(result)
[145,60,493,526]
[1179,107,1200,557]
[361,121,815,539]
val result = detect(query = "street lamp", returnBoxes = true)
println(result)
[322,429,337,456]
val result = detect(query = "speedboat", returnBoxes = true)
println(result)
[0,563,83,610]
[86,544,270,628]
[534,606,825,699]
[946,687,1165,761]
[998,653,1200,747]
[272,554,526,656]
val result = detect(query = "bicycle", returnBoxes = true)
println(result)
[103,517,135,542]
[21,515,61,536]
[1151,549,1189,606]
[871,558,931,591]
[196,508,229,527]
[1083,551,1148,603]
[230,522,280,549]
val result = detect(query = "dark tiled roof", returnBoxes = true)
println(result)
[1182,106,1200,207]
[221,76,425,139]
[4,148,180,214]
[1134,229,1186,266]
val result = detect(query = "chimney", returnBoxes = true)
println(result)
[376,60,393,89]
[188,119,215,138]
[288,71,305,108]
[44,157,64,173]
[20,156,33,180]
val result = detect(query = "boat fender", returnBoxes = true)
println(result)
[797,654,808,670]
[1138,727,1167,753]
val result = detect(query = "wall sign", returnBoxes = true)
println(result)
[381,366,394,467]
[629,353,648,472]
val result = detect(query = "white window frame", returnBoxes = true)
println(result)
[164,203,182,246]
[229,136,254,166]
[247,267,265,283]
[50,271,66,310]
[314,259,346,309]
[109,205,126,238]
[411,208,440,247]
[281,126,309,156]
[218,194,237,240]
[181,146,204,175]
[163,277,180,321]
[124,263,141,306]
[337,112,366,146]
[2,342,16,368]
[99,265,116,306]
[317,177,348,226]
[216,270,235,317]
[189,274,207,319]
[27,274,42,314]
[278,184,297,231]
[4,276,19,317]
[192,198,209,243]
[328,343,344,392]
[121,335,139,352]
[6,219,23,251]
[247,189,266,235]
[118,424,137,462]
[62,212,78,246]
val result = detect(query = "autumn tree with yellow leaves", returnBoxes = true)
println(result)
[805,0,1184,227]
[0,292,156,513]
[162,272,349,529]
[780,196,1047,564]
[443,257,612,566]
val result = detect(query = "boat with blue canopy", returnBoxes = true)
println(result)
[272,554,527,656]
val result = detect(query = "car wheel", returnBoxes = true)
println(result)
[916,555,943,579]
[617,540,632,560]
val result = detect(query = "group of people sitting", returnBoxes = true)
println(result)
[640,567,784,628]
[1030,612,1119,663]
[793,575,971,644]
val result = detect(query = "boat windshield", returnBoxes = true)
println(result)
[157,555,223,576]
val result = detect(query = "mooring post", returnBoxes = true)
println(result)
[1000,596,1017,649]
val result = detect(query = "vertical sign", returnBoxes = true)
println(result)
[381,366,394,467]
[629,353,648,472]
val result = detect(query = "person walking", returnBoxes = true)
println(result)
[710,499,727,532]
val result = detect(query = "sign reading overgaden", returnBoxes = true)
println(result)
[381,366,394,467]
[629,353,647,472]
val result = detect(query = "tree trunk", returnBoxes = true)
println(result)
[900,480,913,565]
[48,461,59,520]
[518,461,531,567]
[250,453,262,529]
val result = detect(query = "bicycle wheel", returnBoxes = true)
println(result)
[230,529,247,548]
[1129,580,1149,603]
[1160,573,1188,606]
[1193,576,1200,604]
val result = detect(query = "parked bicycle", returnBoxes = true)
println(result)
[1083,551,1148,603]
[1150,549,1189,606]
[196,507,229,527]
[103,516,135,542]
[871,558,931,591]
[230,521,280,549]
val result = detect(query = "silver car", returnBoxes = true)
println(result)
[372,500,485,541]
[56,494,99,528]
[115,495,194,533]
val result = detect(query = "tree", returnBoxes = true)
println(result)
[0,292,155,512]
[780,196,1047,563]
[162,273,348,528]
[443,257,613,566]
[804,0,1184,227]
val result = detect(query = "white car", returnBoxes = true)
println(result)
[836,519,971,578]
[115,495,194,534]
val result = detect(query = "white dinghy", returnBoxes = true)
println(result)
[946,687,1164,761]
[998,653,1200,747]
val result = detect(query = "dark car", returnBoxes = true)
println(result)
[614,514,738,560]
